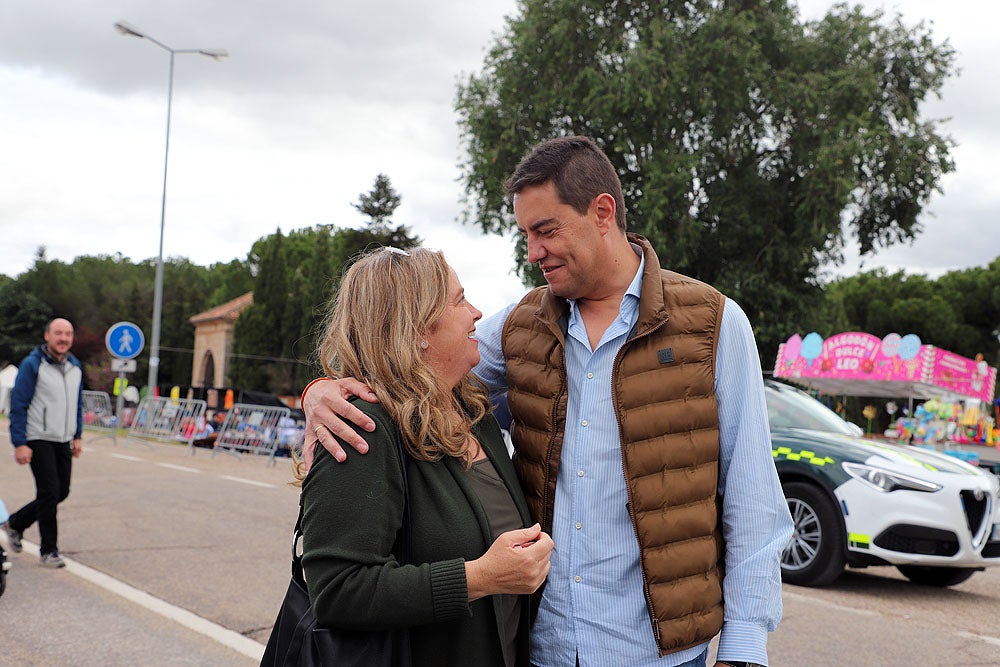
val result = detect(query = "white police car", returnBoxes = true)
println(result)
[767,380,1000,587]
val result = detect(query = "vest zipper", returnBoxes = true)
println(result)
[612,315,669,648]
[539,317,569,536]
[63,365,72,441]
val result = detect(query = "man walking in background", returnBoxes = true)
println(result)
[3,318,84,568]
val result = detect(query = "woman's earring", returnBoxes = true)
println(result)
[419,340,428,349]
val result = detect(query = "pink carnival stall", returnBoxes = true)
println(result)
[774,332,999,453]
[774,331,997,404]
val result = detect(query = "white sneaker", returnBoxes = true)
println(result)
[40,552,66,569]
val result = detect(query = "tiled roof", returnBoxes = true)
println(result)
[189,292,254,324]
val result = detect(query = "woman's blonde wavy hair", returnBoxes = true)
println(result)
[318,246,490,463]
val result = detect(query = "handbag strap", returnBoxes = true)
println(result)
[292,438,411,583]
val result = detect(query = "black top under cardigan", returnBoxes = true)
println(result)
[301,399,533,667]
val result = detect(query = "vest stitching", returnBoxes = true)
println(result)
[625,427,722,446]
[613,310,671,649]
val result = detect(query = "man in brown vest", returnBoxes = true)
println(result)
[304,137,792,667]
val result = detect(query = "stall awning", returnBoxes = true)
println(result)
[773,332,997,403]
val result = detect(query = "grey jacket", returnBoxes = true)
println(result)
[9,345,84,446]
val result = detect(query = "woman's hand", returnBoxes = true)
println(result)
[303,377,379,468]
[465,524,554,601]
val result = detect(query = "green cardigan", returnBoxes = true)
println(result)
[301,400,532,667]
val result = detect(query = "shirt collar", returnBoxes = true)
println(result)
[41,344,58,362]
[567,242,645,318]
[625,242,645,302]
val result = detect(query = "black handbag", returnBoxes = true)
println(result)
[261,445,412,667]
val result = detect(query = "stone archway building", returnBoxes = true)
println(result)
[189,292,253,388]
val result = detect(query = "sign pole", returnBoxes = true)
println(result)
[116,369,127,429]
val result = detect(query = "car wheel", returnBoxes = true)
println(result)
[896,565,977,587]
[781,481,846,586]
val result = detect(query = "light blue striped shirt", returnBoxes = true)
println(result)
[474,249,792,666]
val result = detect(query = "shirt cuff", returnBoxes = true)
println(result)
[716,621,769,666]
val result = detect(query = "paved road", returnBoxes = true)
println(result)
[1,423,298,665]
[2,421,999,665]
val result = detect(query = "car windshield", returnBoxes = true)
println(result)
[764,381,863,436]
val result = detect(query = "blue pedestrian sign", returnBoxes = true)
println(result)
[105,321,145,360]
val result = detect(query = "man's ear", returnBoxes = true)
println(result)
[591,192,617,235]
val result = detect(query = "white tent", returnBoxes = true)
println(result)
[0,363,18,415]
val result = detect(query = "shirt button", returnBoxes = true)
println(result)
[577,469,585,477]
[574,575,582,583]
[587,372,594,379]
[575,522,582,529]
[581,420,588,427]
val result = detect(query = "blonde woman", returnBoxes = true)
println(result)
[298,247,552,667]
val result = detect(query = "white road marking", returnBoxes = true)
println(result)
[155,463,201,473]
[18,540,264,661]
[782,590,878,616]
[956,631,1000,648]
[786,589,1000,647]
[106,451,282,490]
[219,475,277,489]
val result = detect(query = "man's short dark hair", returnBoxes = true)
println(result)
[504,136,627,231]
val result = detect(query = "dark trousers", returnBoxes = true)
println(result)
[8,440,73,556]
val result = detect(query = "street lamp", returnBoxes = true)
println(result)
[114,21,227,396]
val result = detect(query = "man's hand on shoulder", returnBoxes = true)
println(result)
[302,377,379,470]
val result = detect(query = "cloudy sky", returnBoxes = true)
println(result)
[1,0,996,318]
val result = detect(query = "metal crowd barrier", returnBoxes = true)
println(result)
[82,390,117,445]
[127,396,208,452]
[212,403,290,465]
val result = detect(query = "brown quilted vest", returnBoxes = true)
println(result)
[500,234,726,656]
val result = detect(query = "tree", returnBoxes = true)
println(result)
[352,173,401,230]
[810,259,1000,368]
[206,259,254,307]
[455,0,956,361]
[933,260,1000,367]
[230,229,292,392]
[227,175,421,394]
[0,281,52,365]
[3,247,248,393]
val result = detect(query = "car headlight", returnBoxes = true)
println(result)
[842,462,943,493]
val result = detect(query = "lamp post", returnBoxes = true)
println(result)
[114,21,227,396]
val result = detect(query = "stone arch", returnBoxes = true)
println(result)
[188,292,253,388]
[201,350,216,388]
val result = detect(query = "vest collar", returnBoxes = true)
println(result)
[627,233,670,335]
